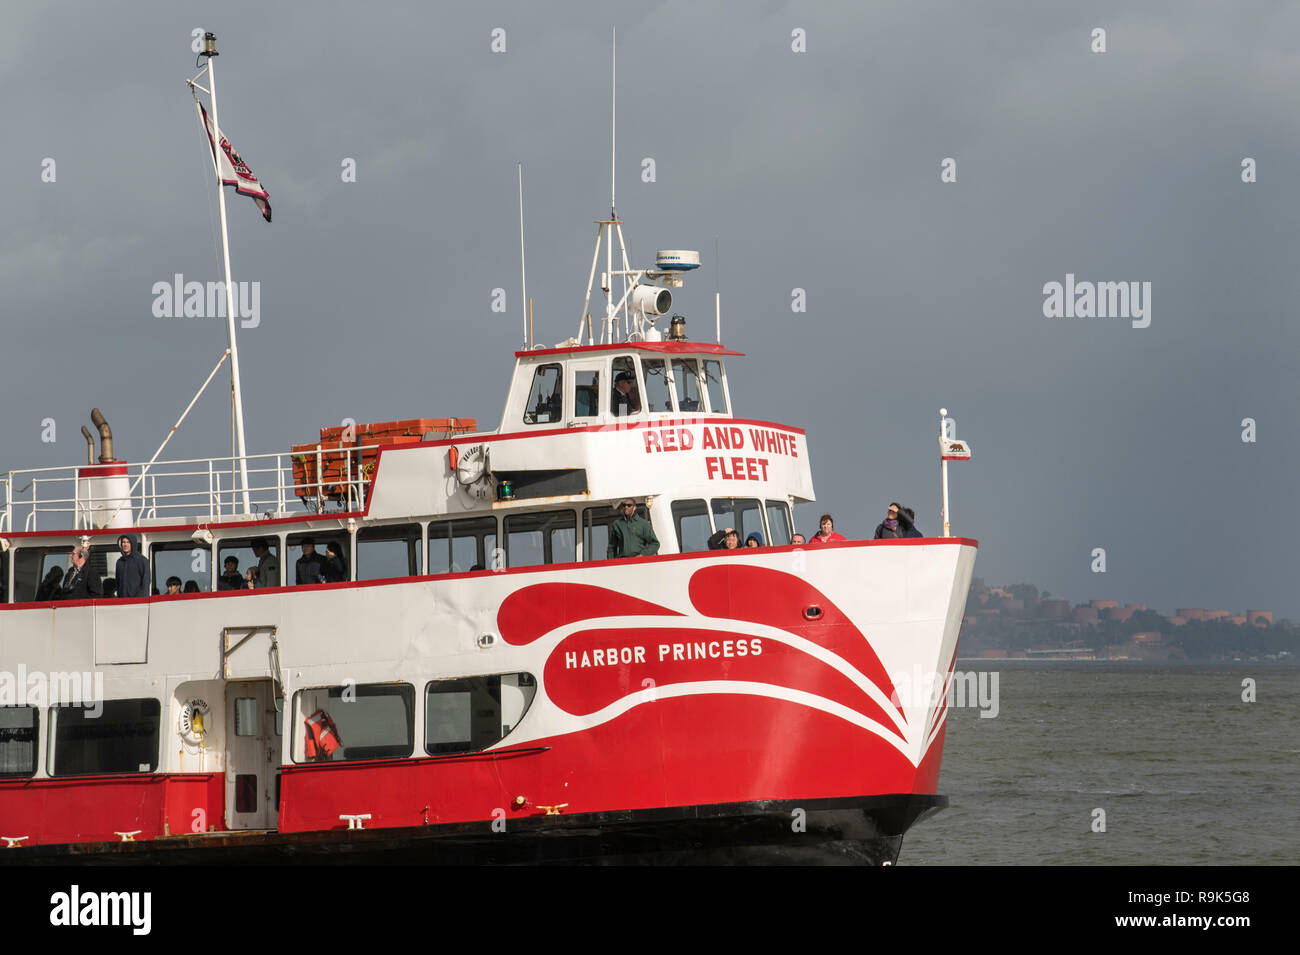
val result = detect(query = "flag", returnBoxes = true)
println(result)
[940,436,972,461]
[198,102,271,222]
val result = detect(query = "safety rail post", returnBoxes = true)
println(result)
[315,444,324,515]
[277,453,286,514]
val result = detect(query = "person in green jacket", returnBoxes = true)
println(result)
[607,499,660,558]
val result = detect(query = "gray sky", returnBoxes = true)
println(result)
[2,1,1297,617]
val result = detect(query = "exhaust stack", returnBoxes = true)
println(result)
[89,408,116,463]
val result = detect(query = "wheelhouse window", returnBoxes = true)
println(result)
[51,698,160,776]
[356,524,420,581]
[151,541,209,594]
[523,363,563,425]
[711,498,764,544]
[0,706,37,778]
[294,683,415,762]
[611,356,641,416]
[505,510,576,568]
[425,673,537,756]
[671,358,703,413]
[574,369,600,418]
[703,359,728,414]
[11,546,105,602]
[286,531,349,585]
[0,550,7,603]
[671,499,712,552]
[765,500,793,545]
[641,358,673,413]
[429,516,498,573]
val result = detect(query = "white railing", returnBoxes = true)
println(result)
[2,444,385,533]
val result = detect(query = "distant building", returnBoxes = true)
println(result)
[1248,610,1273,626]
[1167,616,1188,627]
[1228,615,1247,626]
[1039,599,1070,619]
[1072,606,1099,624]
[1204,609,1230,621]
[1131,631,1162,644]
[1176,609,1207,621]
[1103,606,1136,623]
[1090,599,1119,610]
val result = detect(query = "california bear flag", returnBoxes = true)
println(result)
[198,102,271,222]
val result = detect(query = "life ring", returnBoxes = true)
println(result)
[455,444,490,487]
[178,699,211,746]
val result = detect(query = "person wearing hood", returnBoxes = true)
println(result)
[873,503,916,539]
[114,533,149,599]
[745,532,764,548]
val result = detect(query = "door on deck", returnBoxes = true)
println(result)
[225,679,282,830]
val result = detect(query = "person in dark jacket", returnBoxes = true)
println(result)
[57,545,100,600]
[36,566,66,601]
[218,555,247,591]
[611,372,640,416]
[707,526,740,550]
[607,499,659,558]
[322,541,348,583]
[295,538,327,585]
[114,533,149,598]
[901,506,923,538]
[873,502,916,539]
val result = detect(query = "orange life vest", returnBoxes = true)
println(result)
[303,709,342,759]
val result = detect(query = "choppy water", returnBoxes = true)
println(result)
[901,663,1300,865]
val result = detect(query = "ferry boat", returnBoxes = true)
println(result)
[0,36,977,866]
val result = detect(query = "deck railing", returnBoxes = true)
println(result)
[2,444,383,533]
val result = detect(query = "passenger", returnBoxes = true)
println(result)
[873,503,915,539]
[295,537,327,585]
[611,371,640,416]
[707,526,741,550]
[808,513,847,544]
[607,499,660,558]
[56,545,100,600]
[165,576,183,595]
[251,537,279,588]
[245,567,258,590]
[183,580,200,593]
[36,566,66,601]
[902,506,923,538]
[745,532,763,548]
[218,556,247,591]
[114,534,149,599]
[791,533,806,546]
[322,541,348,583]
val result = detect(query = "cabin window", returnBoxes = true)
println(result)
[703,359,728,414]
[0,550,8,604]
[294,683,415,762]
[671,499,712,552]
[286,532,348,585]
[641,358,674,413]
[356,524,420,581]
[711,498,764,544]
[0,706,38,778]
[151,541,209,595]
[523,363,563,425]
[429,516,498,573]
[219,537,281,589]
[611,356,642,416]
[583,504,647,560]
[505,510,576,568]
[765,501,793,545]
[671,358,703,413]
[574,369,600,418]
[425,673,537,756]
[51,698,160,776]
[13,548,62,601]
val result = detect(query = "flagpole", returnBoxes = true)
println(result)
[940,407,951,538]
[200,33,253,515]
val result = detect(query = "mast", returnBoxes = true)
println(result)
[195,33,253,514]
[518,162,528,350]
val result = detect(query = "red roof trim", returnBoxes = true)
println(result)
[514,342,744,358]
[0,417,805,540]
[0,537,979,609]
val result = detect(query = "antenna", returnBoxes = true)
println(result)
[611,27,616,219]
[714,235,721,344]
[518,162,528,350]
